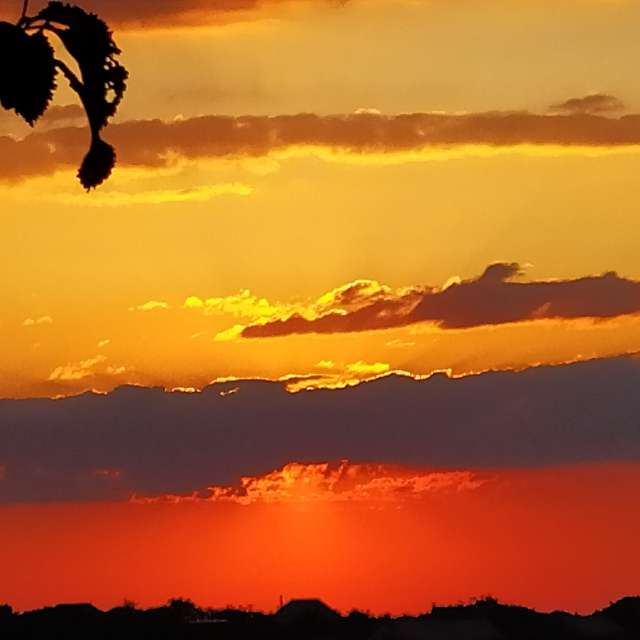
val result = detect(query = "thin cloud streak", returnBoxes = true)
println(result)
[0,1,629,29]
[0,0,346,28]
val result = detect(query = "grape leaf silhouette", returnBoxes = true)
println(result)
[0,1,128,189]
[0,23,56,125]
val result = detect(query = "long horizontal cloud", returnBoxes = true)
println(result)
[133,462,487,504]
[0,0,344,27]
[241,263,640,338]
[0,1,626,29]
[4,111,640,181]
[1,355,640,502]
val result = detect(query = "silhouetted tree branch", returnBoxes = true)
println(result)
[1,1,128,189]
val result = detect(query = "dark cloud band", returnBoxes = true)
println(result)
[1,356,640,502]
[242,263,640,338]
[3,111,640,181]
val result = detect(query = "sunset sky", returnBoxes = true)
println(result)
[1,0,639,615]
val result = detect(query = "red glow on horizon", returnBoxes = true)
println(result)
[1,462,639,615]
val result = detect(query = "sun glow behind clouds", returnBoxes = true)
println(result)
[131,461,488,504]
[2,463,639,614]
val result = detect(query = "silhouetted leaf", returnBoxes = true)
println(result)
[0,23,23,110]
[31,2,128,189]
[0,21,56,125]
[78,137,115,190]
[35,2,127,133]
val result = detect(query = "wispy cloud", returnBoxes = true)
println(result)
[48,355,108,382]
[133,461,488,505]
[23,316,53,327]
[53,183,253,207]
[129,301,170,312]
[184,289,287,319]
[549,93,624,115]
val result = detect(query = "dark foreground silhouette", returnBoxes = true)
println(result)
[1,1,127,188]
[1,596,640,639]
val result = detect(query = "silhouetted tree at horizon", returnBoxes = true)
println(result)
[1,596,640,639]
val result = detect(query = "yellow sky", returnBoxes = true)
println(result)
[110,0,640,119]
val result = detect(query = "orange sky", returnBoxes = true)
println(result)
[1,0,639,614]
[2,462,639,614]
